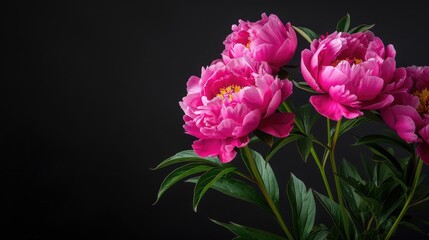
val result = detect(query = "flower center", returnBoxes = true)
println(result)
[331,57,363,67]
[217,85,242,100]
[414,88,429,115]
[245,41,251,48]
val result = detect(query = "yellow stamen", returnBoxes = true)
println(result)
[414,88,429,114]
[245,41,251,49]
[331,57,363,67]
[217,85,242,100]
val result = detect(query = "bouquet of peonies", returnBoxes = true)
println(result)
[153,13,429,239]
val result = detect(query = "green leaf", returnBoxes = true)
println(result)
[336,13,351,32]
[294,26,319,43]
[297,135,313,162]
[340,159,364,183]
[292,26,316,44]
[348,24,375,33]
[314,191,356,240]
[354,134,413,154]
[193,167,236,211]
[308,225,329,240]
[211,219,286,240]
[337,117,370,137]
[413,184,429,205]
[266,134,304,162]
[241,148,280,207]
[254,129,274,147]
[378,189,406,228]
[295,103,320,135]
[154,164,213,204]
[186,176,271,213]
[399,221,426,234]
[292,80,319,93]
[308,230,329,240]
[363,110,382,122]
[249,135,261,145]
[354,140,403,174]
[152,150,220,170]
[339,159,366,227]
[287,174,316,240]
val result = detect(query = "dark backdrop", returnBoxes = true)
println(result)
[2,1,429,239]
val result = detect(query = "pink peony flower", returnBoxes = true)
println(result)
[301,31,405,121]
[222,13,297,74]
[381,66,429,164]
[180,57,294,163]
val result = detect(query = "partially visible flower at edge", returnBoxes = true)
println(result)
[222,13,297,74]
[179,57,294,163]
[381,66,429,164]
[301,31,407,121]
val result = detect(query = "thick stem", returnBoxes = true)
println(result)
[329,118,350,240]
[384,159,424,240]
[310,147,334,200]
[243,146,294,240]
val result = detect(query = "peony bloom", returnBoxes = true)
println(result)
[381,66,429,164]
[222,13,297,74]
[301,31,405,121]
[180,57,294,163]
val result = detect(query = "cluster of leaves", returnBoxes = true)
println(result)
[153,104,428,239]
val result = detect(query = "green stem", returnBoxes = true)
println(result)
[235,171,257,184]
[323,119,332,168]
[243,146,294,240]
[310,147,334,200]
[312,138,330,150]
[384,159,424,240]
[330,118,349,240]
[366,216,374,231]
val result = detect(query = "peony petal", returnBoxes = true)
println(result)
[360,94,393,110]
[320,38,346,65]
[233,109,261,137]
[219,137,250,163]
[281,78,293,100]
[265,90,281,117]
[217,119,237,137]
[418,124,429,145]
[258,112,294,138]
[385,44,396,58]
[318,66,349,91]
[417,143,429,165]
[380,57,396,83]
[242,87,264,109]
[187,76,202,93]
[310,94,361,121]
[301,50,323,92]
[329,85,359,107]
[395,115,419,143]
[384,105,425,128]
[349,76,384,101]
[192,139,223,158]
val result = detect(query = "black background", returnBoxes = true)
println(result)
[3,1,429,239]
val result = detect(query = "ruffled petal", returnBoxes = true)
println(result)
[301,50,322,92]
[318,66,349,92]
[395,115,419,143]
[258,112,294,138]
[310,94,361,121]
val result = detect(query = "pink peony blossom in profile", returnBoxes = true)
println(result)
[301,31,406,121]
[180,57,294,163]
[381,66,429,164]
[222,13,297,74]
